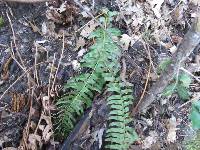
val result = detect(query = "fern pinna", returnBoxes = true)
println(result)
[57,11,138,149]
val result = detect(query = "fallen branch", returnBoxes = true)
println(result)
[132,16,200,114]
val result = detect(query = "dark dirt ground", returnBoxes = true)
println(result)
[0,0,200,150]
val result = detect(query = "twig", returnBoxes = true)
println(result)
[34,111,44,135]
[7,11,34,93]
[6,12,26,69]
[22,88,34,149]
[34,43,40,85]
[133,57,151,114]
[0,43,7,47]
[180,67,200,83]
[132,41,153,114]
[51,32,65,94]
[48,53,56,98]
[0,61,48,100]
[178,93,200,109]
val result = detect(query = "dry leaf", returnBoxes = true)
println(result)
[148,0,164,18]
[78,48,87,57]
[75,37,86,51]
[42,125,53,142]
[57,2,67,13]
[72,60,80,70]
[169,45,177,54]
[167,116,178,143]
[28,134,42,150]
[28,134,41,144]
[41,22,48,35]
[42,96,50,111]
[38,124,45,131]
[80,20,99,37]
[41,114,51,125]
[142,131,158,149]
[120,34,132,50]
[81,11,90,18]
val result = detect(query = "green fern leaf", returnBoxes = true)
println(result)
[106,78,138,150]
[179,73,192,88]
[162,83,176,97]
[56,26,122,136]
[176,84,190,100]
[190,101,200,129]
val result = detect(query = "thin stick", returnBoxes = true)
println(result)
[6,12,26,69]
[48,53,56,98]
[22,88,34,149]
[51,32,65,94]
[132,42,152,114]
[178,93,200,109]
[0,43,7,47]
[180,67,200,83]
[34,43,40,85]
[0,61,48,100]
[7,11,33,93]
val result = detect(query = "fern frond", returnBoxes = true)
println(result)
[56,72,103,135]
[56,27,121,135]
[105,77,138,150]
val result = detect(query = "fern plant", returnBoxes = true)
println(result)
[56,10,138,149]
[57,11,121,134]
[56,27,120,135]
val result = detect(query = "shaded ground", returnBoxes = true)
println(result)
[0,0,200,149]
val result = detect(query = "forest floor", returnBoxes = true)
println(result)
[0,0,200,149]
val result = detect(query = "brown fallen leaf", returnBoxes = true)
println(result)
[166,116,178,143]
[120,34,132,50]
[28,21,42,35]
[42,125,53,142]
[75,37,86,51]
[142,131,158,149]
[80,20,99,38]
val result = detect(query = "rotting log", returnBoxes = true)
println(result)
[133,16,200,114]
